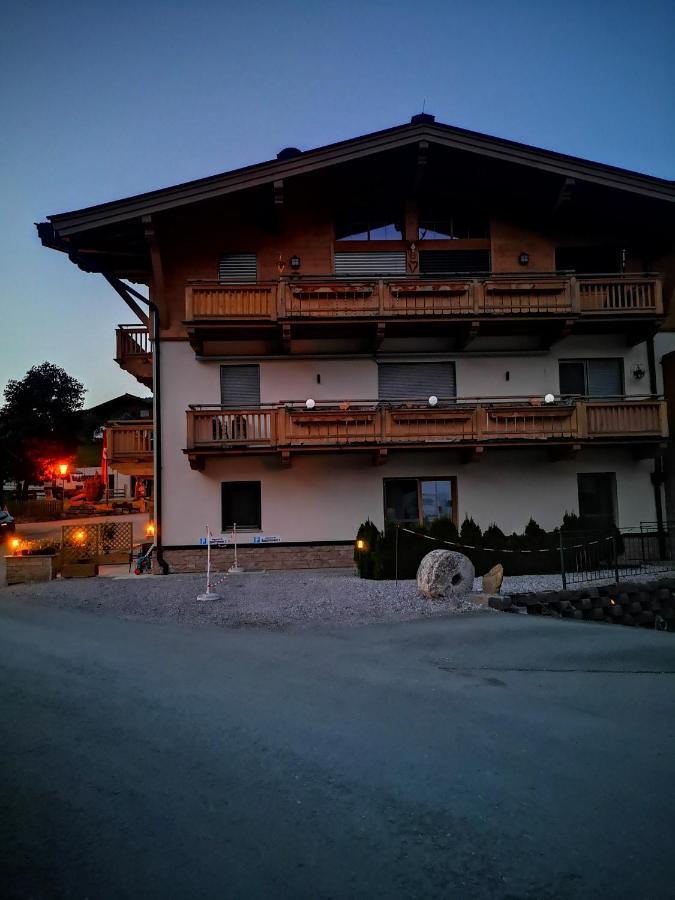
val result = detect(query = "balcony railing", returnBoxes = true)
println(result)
[185,274,663,323]
[115,324,153,387]
[185,397,667,458]
[106,421,154,462]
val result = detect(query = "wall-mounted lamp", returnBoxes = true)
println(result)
[305,398,316,409]
[544,393,555,404]
[518,252,530,266]
[290,255,301,270]
[428,395,439,407]
[631,364,646,380]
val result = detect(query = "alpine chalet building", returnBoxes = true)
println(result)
[38,116,675,571]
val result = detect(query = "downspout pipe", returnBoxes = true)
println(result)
[647,334,667,557]
[149,301,169,574]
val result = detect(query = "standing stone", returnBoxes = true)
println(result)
[482,563,504,594]
[417,549,475,600]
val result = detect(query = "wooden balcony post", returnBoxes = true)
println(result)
[277,280,286,320]
[185,286,194,321]
[186,411,195,450]
[473,404,483,442]
[569,276,579,314]
[659,399,670,437]
[654,279,664,316]
[472,281,482,314]
[274,406,286,448]
[576,401,588,439]
[378,279,385,316]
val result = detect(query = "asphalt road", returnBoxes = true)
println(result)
[1,597,674,899]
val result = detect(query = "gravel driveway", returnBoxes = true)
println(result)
[2,570,490,629]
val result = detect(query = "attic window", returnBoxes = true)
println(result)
[418,212,488,241]
[336,220,403,241]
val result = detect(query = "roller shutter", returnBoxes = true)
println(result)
[220,365,260,406]
[334,251,407,276]
[218,253,257,282]
[587,359,623,396]
[378,362,456,401]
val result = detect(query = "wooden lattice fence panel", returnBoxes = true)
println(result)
[61,522,133,564]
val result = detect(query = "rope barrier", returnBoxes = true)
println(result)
[397,526,613,554]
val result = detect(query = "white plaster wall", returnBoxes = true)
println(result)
[655,331,675,394]
[166,335,651,408]
[160,341,656,546]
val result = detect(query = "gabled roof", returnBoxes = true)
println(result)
[45,117,675,236]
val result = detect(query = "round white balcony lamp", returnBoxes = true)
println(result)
[428,395,438,407]
[305,398,316,409]
[544,393,555,404]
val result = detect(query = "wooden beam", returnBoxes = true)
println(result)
[461,446,484,464]
[540,318,575,349]
[273,179,284,206]
[103,275,150,327]
[633,442,667,461]
[455,321,480,351]
[413,140,429,191]
[372,448,388,466]
[281,323,292,353]
[142,214,167,327]
[552,177,576,214]
[374,322,386,351]
[547,443,581,461]
[188,455,205,471]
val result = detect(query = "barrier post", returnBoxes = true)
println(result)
[559,531,567,590]
[197,525,221,601]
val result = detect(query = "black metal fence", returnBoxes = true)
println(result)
[560,523,674,588]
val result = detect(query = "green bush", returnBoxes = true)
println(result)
[353,514,573,580]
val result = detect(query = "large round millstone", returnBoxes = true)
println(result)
[417,549,475,600]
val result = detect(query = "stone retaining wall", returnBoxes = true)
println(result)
[160,543,355,573]
[489,577,675,630]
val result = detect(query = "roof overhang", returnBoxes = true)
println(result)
[45,121,675,238]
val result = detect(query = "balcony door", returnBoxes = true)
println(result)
[559,359,623,397]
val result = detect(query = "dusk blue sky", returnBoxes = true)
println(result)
[1,0,673,406]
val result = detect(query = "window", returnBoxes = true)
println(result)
[220,365,260,407]
[384,478,456,526]
[559,359,623,397]
[378,362,456,401]
[335,219,403,241]
[577,473,616,530]
[419,249,491,275]
[334,251,407,276]
[218,253,257,283]
[418,216,488,241]
[222,481,261,530]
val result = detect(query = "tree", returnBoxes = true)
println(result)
[0,363,86,499]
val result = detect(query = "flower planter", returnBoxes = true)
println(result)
[5,554,55,585]
[61,561,99,579]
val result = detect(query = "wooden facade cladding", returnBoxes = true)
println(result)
[115,324,153,387]
[183,398,668,467]
[183,274,663,339]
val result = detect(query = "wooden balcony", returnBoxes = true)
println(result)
[184,275,663,354]
[184,397,668,468]
[115,325,152,387]
[106,421,154,476]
